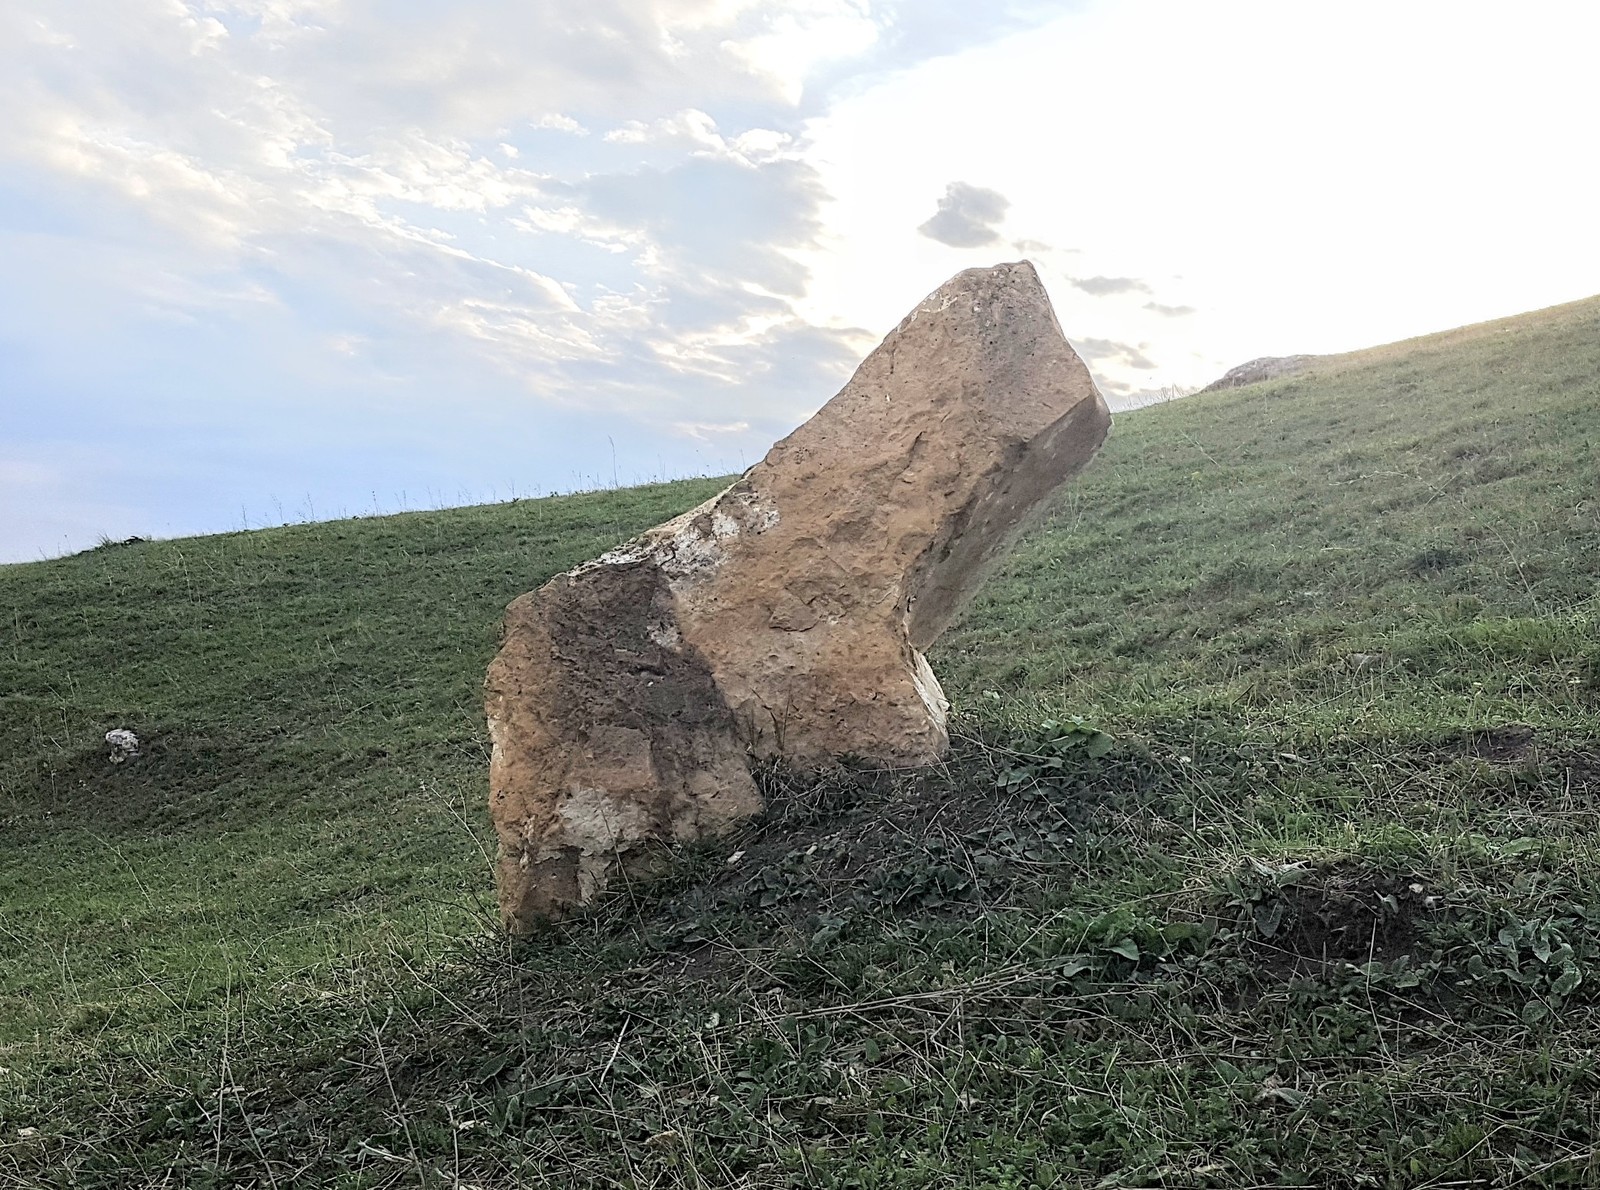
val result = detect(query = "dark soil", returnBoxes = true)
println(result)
[1461,723,1538,764]
[6,728,260,835]
[1248,868,1430,975]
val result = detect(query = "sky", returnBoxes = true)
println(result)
[3,1,1598,563]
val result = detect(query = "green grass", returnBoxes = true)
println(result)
[1,295,1598,1187]
[0,480,730,1046]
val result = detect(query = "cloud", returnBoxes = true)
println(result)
[1071,336,1159,371]
[1068,275,1150,297]
[0,2,868,366]
[672,419,752,441]
[601,108,792,165]
[917,181,1010,248]
[719,1,882,105]
[583,154,825,295]
[534,114,588,135]
[1144,300,1196,317]
[262,0,892,136]
[1012,237,1077,256]
[805,1,1071,106]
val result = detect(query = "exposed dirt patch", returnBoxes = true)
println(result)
[519,744,1117,991]
[694,750,1110,924]
[1217,861,1433,980]
[8,729,260,834]
[1460,724,1537,764]
[1560,748,1600,797]
[1274,876,1426,967]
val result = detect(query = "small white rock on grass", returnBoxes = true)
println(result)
[104,729,141,764]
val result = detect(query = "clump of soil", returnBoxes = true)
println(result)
[14,728,258,832]
[1216,860,1432,978]
[538,743,1117,983]
[1564,749,1600,797]
[1461,724,1537,764]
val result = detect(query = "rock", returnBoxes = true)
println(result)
[1198,354,1317,393]
[486,260,1111,930]
[104,729,141,764]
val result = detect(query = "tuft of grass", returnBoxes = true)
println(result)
[2,295,1598,1186]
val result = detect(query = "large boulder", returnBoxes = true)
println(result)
[486,260,1111,930]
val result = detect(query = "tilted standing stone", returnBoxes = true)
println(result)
[486,261,1111,929]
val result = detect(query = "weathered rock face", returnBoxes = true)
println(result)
[487,260,1111,930]
[1199,354,1317,392]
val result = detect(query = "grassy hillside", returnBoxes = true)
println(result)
[0,479,731,1046]
[2,295,1597,1187]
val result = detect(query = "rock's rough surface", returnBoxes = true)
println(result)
[104,729,141,765]
[1199,354,1317,393]
[487,261,1111,929]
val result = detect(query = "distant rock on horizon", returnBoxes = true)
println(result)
[1199,354,1318,393]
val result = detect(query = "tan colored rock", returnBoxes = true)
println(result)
[486,260,1111,930]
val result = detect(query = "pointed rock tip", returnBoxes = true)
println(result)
[903,259,1052,330]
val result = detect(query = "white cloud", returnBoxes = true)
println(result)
[24,17,77,48]
[918,181,1009,248]
[532,113,588,135]
[719,0,880,103]
[673,419,752,440]
[0,1,882,423]
[603,108,792,166]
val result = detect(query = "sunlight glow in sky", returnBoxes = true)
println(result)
[3,0,1597,561]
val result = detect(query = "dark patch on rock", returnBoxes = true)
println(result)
[490,558,759,930]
